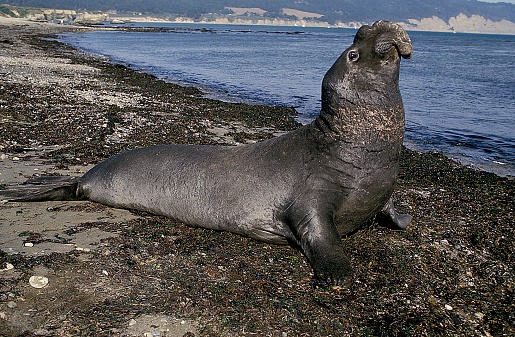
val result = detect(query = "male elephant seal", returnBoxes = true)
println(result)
[4,20,413,285]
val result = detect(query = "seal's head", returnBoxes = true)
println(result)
[320,21,412,134]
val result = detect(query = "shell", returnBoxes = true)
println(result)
[29,276,49,288]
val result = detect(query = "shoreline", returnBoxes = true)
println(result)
[0,18,514,336]
[127,18,515,36]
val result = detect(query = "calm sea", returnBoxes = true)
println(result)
[60,23,515,177]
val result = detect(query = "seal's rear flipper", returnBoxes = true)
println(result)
[376,198,412,230]
[0,176,83,201]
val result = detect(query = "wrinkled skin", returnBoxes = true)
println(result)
[7,21,413,285]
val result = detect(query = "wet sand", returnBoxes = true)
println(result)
[0,18,513,337]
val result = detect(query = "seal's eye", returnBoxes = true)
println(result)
[348,50,359,61]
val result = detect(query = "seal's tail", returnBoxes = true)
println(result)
[0,176,83,201]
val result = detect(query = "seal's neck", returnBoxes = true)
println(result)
[314,74,405,145]
[314,103,405,143]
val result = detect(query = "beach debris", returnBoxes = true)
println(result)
[29,275,49,288]
[1,262,14,271]
[20,231,49,245]
[75,247,91,252]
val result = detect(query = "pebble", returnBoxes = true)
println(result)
[128,318,137,326]
[1,263,14,271]
[445,304,453,311]
[75,247,91,252]
[29,276,49,288]
[24,242,34,247]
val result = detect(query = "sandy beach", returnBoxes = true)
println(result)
[0,18,513,336]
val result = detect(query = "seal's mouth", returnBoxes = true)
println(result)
[395,45,412,59]
[396,40,413,59]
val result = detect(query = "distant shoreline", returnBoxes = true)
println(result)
[106,15,515,35]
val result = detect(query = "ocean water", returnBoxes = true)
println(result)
[60,23,515,177]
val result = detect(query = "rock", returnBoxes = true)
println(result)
[1,262,14,271]
[29,275,49,288]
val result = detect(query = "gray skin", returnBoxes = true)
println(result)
[7,21,413,285]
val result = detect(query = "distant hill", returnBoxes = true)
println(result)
[3,0,515,33]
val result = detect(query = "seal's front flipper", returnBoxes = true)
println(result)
[308,240,353,287]
[0,176,82,201]
[376,198,412,230]
[289,211,353,286]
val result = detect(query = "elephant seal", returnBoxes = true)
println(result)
[3,20,413,285]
